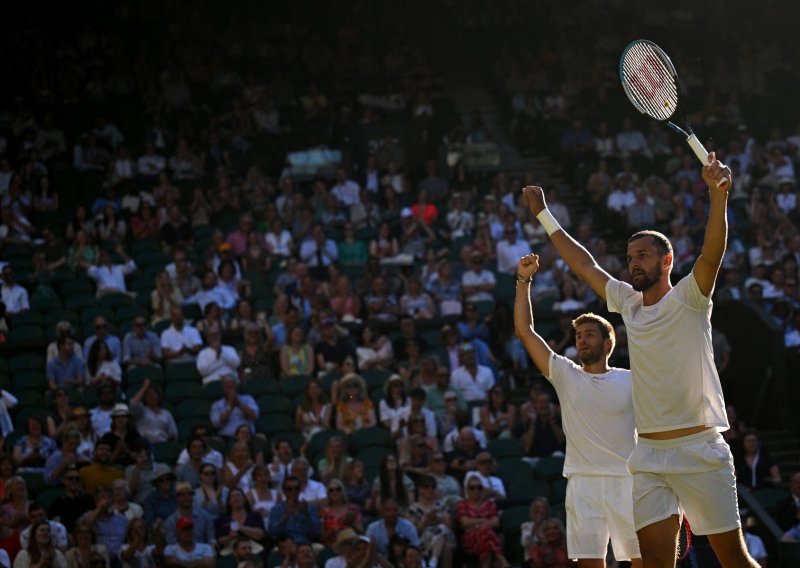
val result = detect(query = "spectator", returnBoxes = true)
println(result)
[82,485,129,562]
[450,343,494,403]
[223,441,256,494]
[405,475,455,568]
[246,464,279,528]
[291,458,327,508]
[13,416,57,473]
[456,475,508,568]
[84,317,122,365]
[495,225,529,275]
[479,386,516,441]
[196,325,240,386]
[398,388,438,448]
[119,517,158,568]
[130,380,178,444]
[371,454,415,512]
[102,404,141,467]
[368,222,400,260]
[85,341,122,389]
[160,306,203,365]
[176,436,209,488]
[184,271,236,314]
[43,429,82,486]
[317,436,349,485]
[522,391,566,461]
[467,452,506,500]
[13,521,68,568]
[163,516,215,568]
[365,498,420,559]
[64,519,109,567]
[110,479,143,522]
[314,316,356,376]
[364,276,400,322]
[51,467,95,534]
[299,224,338,281]
[46,336,86,391]
[379,375,410,438]
[210,375,259,438]
[520,497,551,560]
[735,430,782,490]
[776,471,800,532]
[400,276,436,319]
[46,321,83,363]
[142,465,177,527]
[125,442,162,505]
[1,265,29,316]
[268,476,321,545]
[19,503,68,552]
[461,252,495,303]
[444,427,482,482]
[122,317,162,369]
[86,246,136,297]
[163,482,215,547]
[80,440,123,497]
[527,518,570,568]
[335,374,377,434]
[295,380,332,442]
[319,478,363,548]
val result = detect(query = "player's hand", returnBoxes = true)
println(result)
[702,152,732,192]
[522,186,547,215]
[517,253,540,280]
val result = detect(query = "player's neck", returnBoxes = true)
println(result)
[641,279,672,306]
[582,361,611,374]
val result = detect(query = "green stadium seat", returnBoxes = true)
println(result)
[65,293,97,312]
[349,426,392,453]
[174,399,211,421]
[270,431,305,453]
[533,455,565,481]
[550,477,568,504]
[164,381,204,403]
[279,375,310,399]
[7,325,47,347]
[177,418,212,442]
[242,379,280,398]
[355,446,393,469]
[30,296,63,313]
[201,381,224,402]
[256,395,294,416]
[255,413,295,436]
[19,472,45,500]
[9,312,45,329]
[500,505,531,565]
[9,354,46,374]
[361,369,392,392]
[99,293,134,310]
[507,478,550,501]
[37,487,65,513]
[752,487,789,515]
[61,280,96,297]
[164,362,201,383]
[307,431,347,464]
[126,365,164,388]
[487,438,524,460]
[152,441,182,464]
[12,371,49,392]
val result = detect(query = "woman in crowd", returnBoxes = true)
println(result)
[399,433,432,484]
[405,475,455,568]
[400,276,436,320]
[335,374,377,435]
[246,464,279,528]
[175,436,208,488]
[368,222,399,260]
[222,441,256,493]
[527,518,570,568]
[46,389,75,440]
[735,430,782,490]
[214,488,266,552]
[119,515,159,568]
[13,521,67,568]
[130,381,178,444]
[65,519,109,568]
[379,375,409,440]
[238,323,276,382]
[317,435,349,484]
[151,271,183,325]
[279,325,315,378]
[456,474,508,568]
[85,340,122,389]
[13,417,57,473]
[67,230,99,272]
[329,275,362,322]
[341,459,371,512]
[320,478,363,548]
[194,463,228,518]
[520,497,551,563]
[295,380,332,442]
[195,302,225,337]
[371,454,415,512]
[103,405,140,467]
[479,386,516,441]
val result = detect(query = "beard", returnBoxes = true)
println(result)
[578,344,605,366]
[631,263,662,292]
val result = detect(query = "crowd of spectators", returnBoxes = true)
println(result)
[1,1,800,567]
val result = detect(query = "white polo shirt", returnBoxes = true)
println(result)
[606,274,728,434]
[547,355,635,477]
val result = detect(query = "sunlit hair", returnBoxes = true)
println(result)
[571,313,616,353]
[628,230,673,257]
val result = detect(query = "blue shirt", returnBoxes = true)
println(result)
[268,502,321,544]
[143,491,177,526]
[122,331,162,365]
[209,395,259,438]
[366,518,420,557]
[46,354,86,390]
[164,507,216,545]
[93,513,128,557]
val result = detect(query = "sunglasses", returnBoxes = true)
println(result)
[467,485,482,491]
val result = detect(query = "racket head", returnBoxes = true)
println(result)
[619,39,680,122]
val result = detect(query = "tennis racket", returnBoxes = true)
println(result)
[619,39,729,188]
[676,518,693,564]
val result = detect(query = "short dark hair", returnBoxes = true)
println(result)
[572,313,616,353]
[409,387,426,401]
[628,230,673,257]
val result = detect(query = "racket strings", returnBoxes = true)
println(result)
[622,43,679,121]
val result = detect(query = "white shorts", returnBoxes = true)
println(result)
[626,429,741,535]
[565,475,640,561]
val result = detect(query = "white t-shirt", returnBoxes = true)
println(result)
[547,355,635,477]
[605,274,728,434]
[450,365,494,402]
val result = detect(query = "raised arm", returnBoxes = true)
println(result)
[693,153,733,297]
[522,186,611,299]
[512,253,555,375]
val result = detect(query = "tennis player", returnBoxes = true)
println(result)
[521,153,757,567]
[513,257,641,568]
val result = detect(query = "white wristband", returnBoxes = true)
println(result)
[536,209,562,237]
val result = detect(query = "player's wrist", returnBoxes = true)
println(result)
[536,209,561,236]
[515,273,534,283]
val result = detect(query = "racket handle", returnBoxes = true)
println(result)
[686,134,730,189]
[686,133,710,164]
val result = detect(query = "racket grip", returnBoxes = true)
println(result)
[686,134,710,164]
[686,134,729,189]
